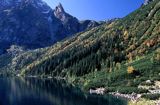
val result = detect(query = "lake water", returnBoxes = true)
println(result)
[0,78,127,105]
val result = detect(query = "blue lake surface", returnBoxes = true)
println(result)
[0,78,127,105]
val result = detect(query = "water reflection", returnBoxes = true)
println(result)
[0,78,127,105]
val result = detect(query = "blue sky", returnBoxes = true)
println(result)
[44,0,144,21]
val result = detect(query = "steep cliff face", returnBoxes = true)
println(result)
[54,3,80,36]
[0,0,62,54]
[0,1,100,54]
[54,3,101,36]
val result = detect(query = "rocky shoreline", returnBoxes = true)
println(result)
[89,87,160,105]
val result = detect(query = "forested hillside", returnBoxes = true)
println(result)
[20,0,160,77]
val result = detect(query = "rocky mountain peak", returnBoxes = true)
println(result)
[54,3,66,22]
[144,0,154,5]
[55,3,65,13]
[0,1,100,55]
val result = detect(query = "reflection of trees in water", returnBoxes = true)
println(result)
[4,78,127,105]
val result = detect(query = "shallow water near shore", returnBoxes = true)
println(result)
[0,78,127,105]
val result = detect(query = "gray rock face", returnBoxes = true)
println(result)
[54,3,80,36]
[0,0,101,54]
[54,3,101,35]
[0,0,61,50]
[54,3,66,22]
[7,45,25,55]
[144,0,154,5]
[79,20,100,31]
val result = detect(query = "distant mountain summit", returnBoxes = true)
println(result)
[54,3,67,22]
[0,0,101,54]
[54,3,100,36]
[144,0,155,5]
[54,3,80,35]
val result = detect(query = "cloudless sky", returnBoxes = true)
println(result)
[44,0,144,21]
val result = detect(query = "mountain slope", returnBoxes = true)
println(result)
[18,0,160,76]
[0,0,101,55]
[0,0,159,76]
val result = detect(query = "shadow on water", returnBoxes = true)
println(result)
[0,78,128,105]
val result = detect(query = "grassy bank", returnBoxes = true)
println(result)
[128,98,159,105]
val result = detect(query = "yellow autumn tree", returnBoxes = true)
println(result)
[127,66,135,74]
[123,30,129,40]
